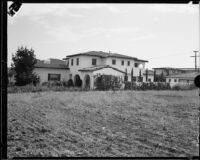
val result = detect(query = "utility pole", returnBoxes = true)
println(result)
[190,51,199,71]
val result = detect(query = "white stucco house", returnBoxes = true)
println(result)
[64,51,148,89]
[166,72,199,87]
[34,58,69,83]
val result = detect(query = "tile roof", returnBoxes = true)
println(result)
[166,72,200,80]
[66,51,148,62]
[79,65,125,73]
[35,58,69,69]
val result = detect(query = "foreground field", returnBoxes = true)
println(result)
[8,90,199,157]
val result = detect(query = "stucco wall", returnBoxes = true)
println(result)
[105,57,145,75]
[142,75,154,82]
[93,68,124,76]
[166,77,194,87]
[34,68,69,83]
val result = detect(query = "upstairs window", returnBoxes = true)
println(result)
[121,60,124,66]
[48,74,61,81]
[76,58,79,66]
[127,61,130,66]
[112,59,116,65]
[169,79,171,82]
[92,58,97,65]
[174,79,177,82]
[135,63,138,68]
[71,59,73,66]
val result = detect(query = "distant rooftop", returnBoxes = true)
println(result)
[166,72,200,80]
[35,58,69,69]
[66,51,148,62]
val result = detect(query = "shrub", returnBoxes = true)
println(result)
[124,82,171,90]
[42,82,49,86]
[94,75,120,91]
[172,83,196,90]
[68,79,74,87]
[62,81,68,87]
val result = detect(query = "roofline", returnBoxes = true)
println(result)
[35,66,69,70]
[66,53,148,62]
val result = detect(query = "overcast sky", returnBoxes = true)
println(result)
[8,3,199,69]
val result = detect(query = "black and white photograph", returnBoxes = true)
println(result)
[5,1,200,158]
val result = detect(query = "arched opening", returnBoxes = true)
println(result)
[74,74,82,87]
[84,74,90,89]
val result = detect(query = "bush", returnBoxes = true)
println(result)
[94,75,121,91]
[124,82,171,90]
[62,81,68,87]
[68,79,74,87]
[172,83,196,90]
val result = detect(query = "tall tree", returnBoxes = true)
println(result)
[131,68,134,82]
[139,69,142,82]
[153,70,156,82]
[124,68,128,82]
[131,68,133,90]
[11,46,40,86]
[146,69,148,82]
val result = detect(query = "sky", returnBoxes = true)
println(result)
[8,3,199,69]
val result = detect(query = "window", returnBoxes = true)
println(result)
[112,59,116,65]
[76,58,79,66]
[148,78,151,82]
[71,59,73,66]
[174,79,177,82]
[48,74,61,81]
[121,60,124,66]
[169,79,171,82]
[92,58,97,65]
[127,61,130,66]
[135,63,138,68]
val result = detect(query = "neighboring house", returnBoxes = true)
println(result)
[143,70,154,82]
[34,58,69,83]
[64,51,148,89]
[166,72,199,87]
[153,67,197,76]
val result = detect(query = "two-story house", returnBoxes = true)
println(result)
[64,51,148,89]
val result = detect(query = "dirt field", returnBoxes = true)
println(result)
[8,90,199,157]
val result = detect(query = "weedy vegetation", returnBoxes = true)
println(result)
[8,90,199,157]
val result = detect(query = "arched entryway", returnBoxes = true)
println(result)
[84,74,90,89]
[74,74,82,87]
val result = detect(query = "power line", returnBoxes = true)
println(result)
[190,50,199,71]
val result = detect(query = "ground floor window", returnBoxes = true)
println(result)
[48,74,61,81]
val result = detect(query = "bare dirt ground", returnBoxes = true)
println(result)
[8,90,199,157]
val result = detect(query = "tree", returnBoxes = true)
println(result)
[11,46,40,86]
[131,68,133,90]
[146,69,148,82]
[153,70,156,82]
[124,68,128,82]
[138,69,142,82]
